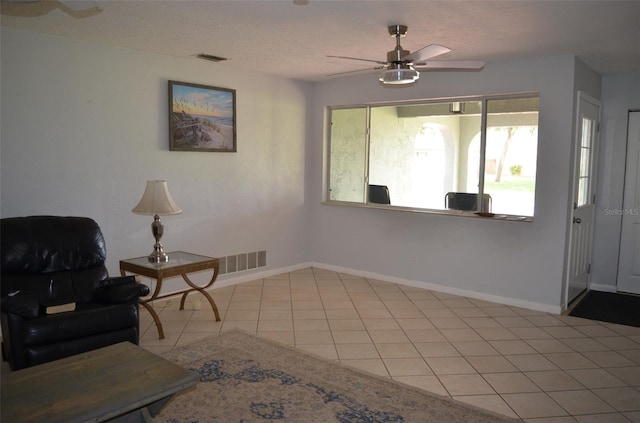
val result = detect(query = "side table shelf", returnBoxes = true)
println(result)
[120,251,221,339]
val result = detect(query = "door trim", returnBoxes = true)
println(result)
[564,91,601,310]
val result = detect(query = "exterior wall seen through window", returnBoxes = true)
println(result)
[327,95,539,218]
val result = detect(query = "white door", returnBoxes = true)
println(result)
[567,92,600,305]
[617,111,640,294]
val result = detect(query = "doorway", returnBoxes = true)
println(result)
[566,92,600,306]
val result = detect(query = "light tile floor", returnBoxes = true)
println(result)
[140,268,640,422]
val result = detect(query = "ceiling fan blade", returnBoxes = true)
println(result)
[57,0,101,17]
[0,0,102,18]
[327,66,383,78]
[415,61,485,70]
[0,0,55,16]
[327,55,387,65]
[58,1,95,11]
[404,44,451,63]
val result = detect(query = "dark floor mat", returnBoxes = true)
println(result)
[569,290,640,327]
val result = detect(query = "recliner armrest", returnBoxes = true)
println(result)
[93,276,150,304]
[97,275,137,288]
[1,292,40,319]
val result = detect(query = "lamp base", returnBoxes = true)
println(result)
[148,214,169,263]
[148,250,169,263]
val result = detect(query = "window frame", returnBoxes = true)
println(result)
[324,92,539,222]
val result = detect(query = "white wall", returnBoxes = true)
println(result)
[591,73,640,291]
[1,28,312,291]
[3,27,619,313]
[309,56,594,313]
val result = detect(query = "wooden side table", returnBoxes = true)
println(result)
[1,342,197,423]
[120,251,221,339]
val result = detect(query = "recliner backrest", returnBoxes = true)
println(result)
[1,216,109,305]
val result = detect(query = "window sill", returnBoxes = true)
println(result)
[322,200,533,222]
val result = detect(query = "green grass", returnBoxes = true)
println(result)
[484,177,535,192]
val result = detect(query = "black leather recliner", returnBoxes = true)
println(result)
[1,216,150,370]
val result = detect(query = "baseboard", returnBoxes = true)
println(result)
[155,260,561,314]
[149,262,314,298]
[588,283,617,293]
[213,262,314,288]
[309,262,562,314]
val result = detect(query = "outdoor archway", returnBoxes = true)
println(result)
[412,123,455,209]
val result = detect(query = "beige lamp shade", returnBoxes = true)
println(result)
[132,180,182,216]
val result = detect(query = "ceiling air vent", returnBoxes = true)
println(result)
[194,53,227,63]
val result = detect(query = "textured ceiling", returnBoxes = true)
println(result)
[1,0,639,81]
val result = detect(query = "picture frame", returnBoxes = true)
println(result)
[169,80,237,152]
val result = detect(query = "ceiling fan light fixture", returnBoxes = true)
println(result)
[379,64,419,85]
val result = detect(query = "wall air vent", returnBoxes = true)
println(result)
[195,53,227,63]
[217,250,266,275]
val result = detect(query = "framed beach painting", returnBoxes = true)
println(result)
[169,80,237,152]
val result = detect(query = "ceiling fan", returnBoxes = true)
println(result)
[328,24,485,85]
[0,0,102,18]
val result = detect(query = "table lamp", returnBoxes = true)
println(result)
[132,180,182,263]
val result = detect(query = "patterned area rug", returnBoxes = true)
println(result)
[158,330,520,422]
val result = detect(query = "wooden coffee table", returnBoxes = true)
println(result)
[1,342,197,423]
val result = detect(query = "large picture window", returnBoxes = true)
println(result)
[327,95,539,219]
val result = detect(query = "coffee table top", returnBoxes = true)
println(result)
[1,342,198,423]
